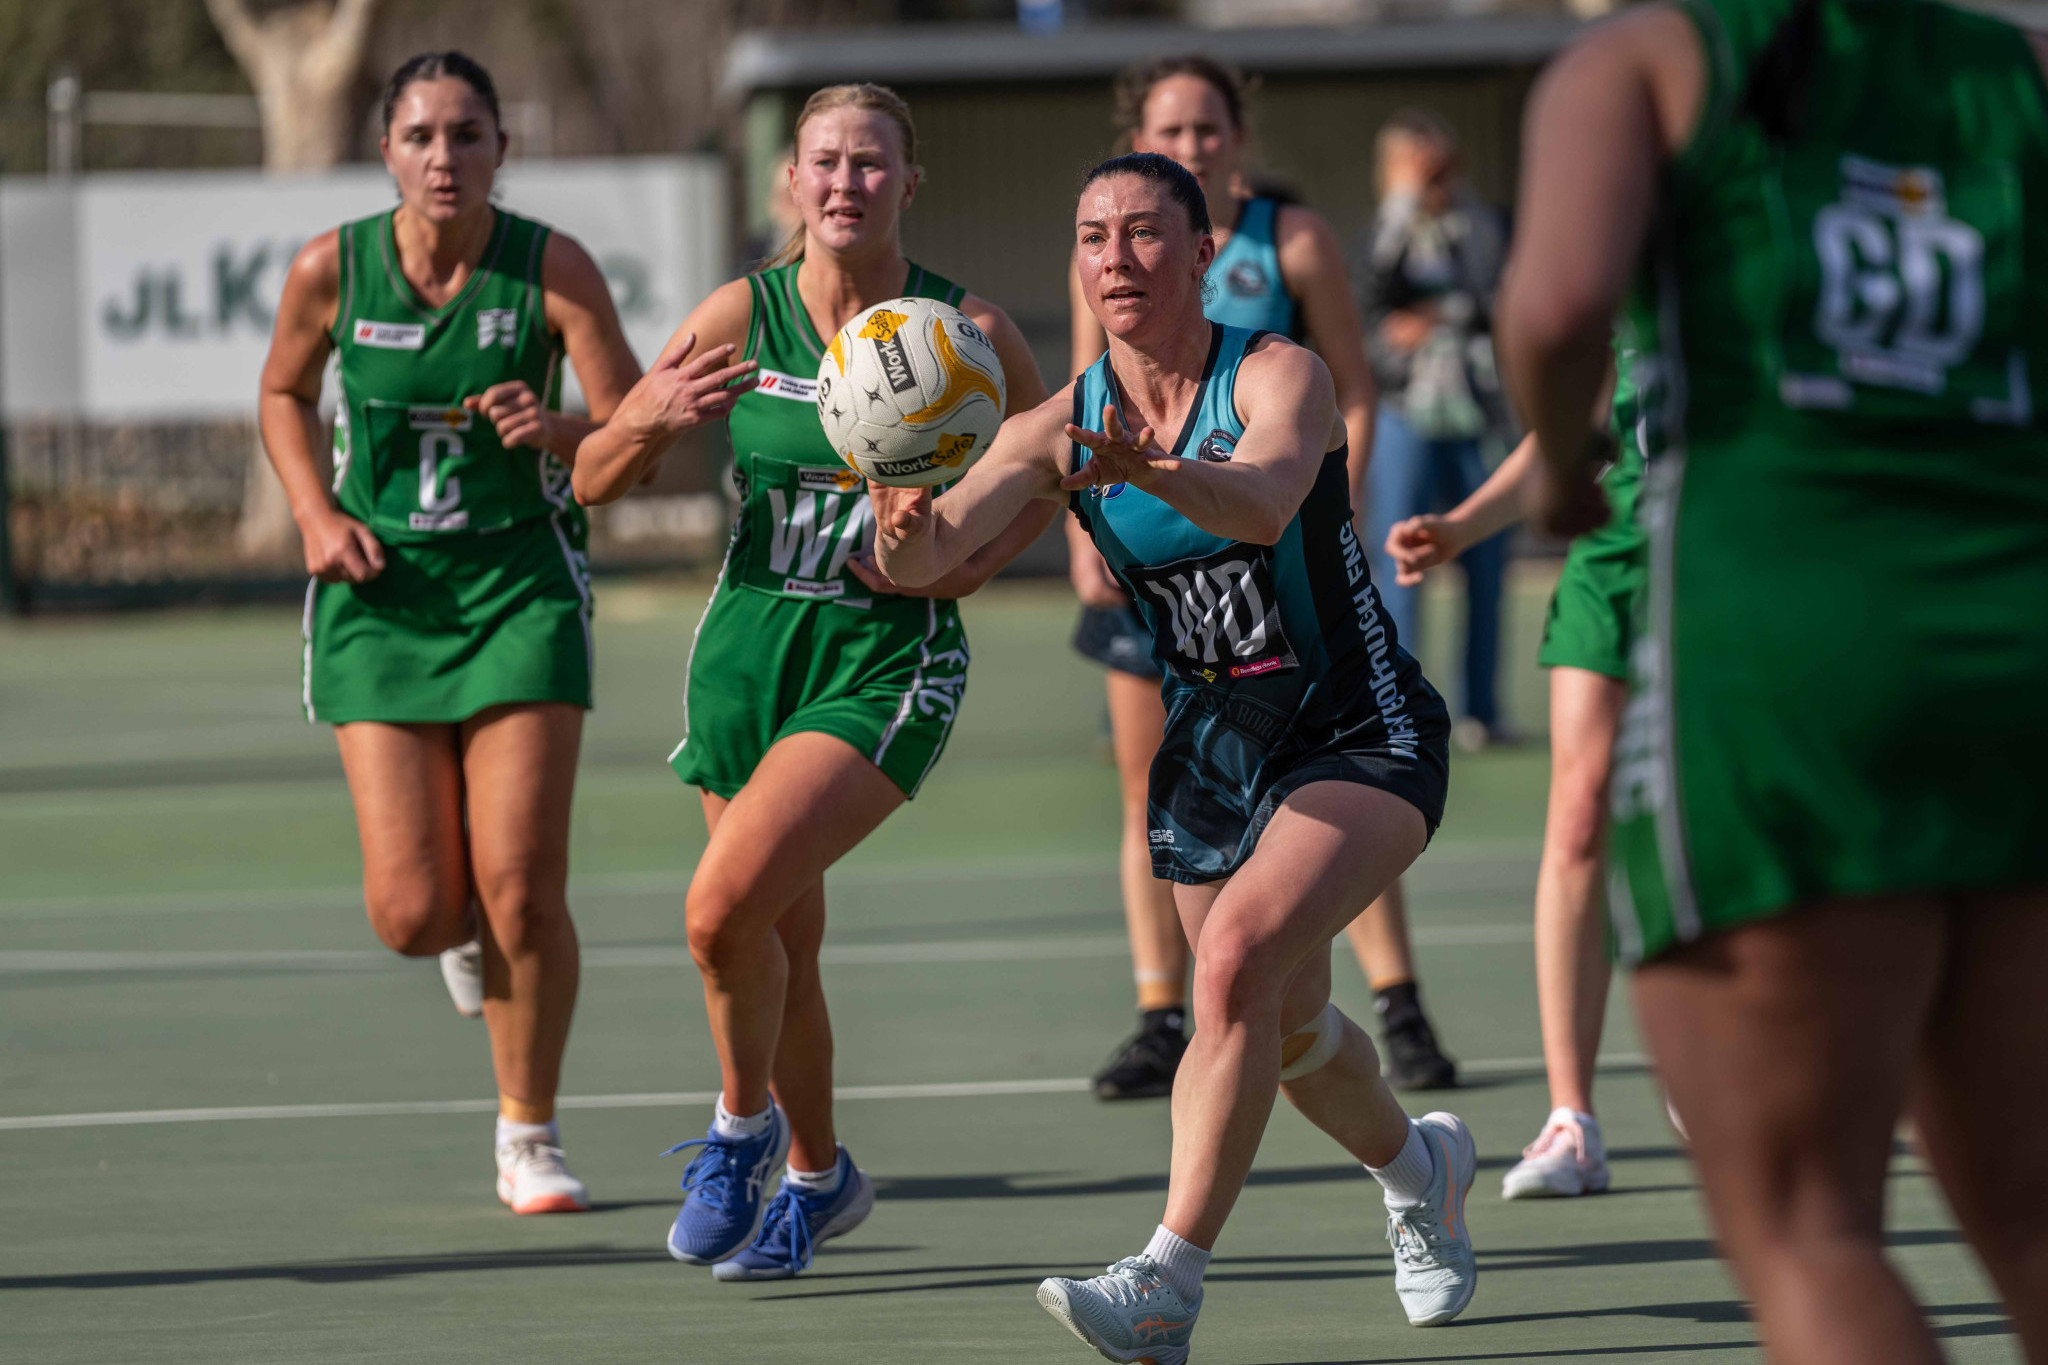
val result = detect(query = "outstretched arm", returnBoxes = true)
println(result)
[872,392,1072,588]
[1059,339,1337,547]
[1500,4,1700,535]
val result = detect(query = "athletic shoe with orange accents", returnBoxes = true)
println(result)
[496,1135,589,1214]
[1386,1111,1477,1326]
[1037,1254,1199,1365]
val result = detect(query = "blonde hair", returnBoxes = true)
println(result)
[764,83,920,269]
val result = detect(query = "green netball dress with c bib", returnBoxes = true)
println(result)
[303,208,593,724]
[1606,0,2048,961]
[669,262,973,799]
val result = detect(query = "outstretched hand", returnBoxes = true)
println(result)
[1384,514,1468,587]
[1060,404,1175,492]
[615,330,758,445]
[867,480,933,548]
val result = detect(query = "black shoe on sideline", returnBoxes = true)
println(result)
[1382,1010,1459,1091]
[1092,1022,1187,1101]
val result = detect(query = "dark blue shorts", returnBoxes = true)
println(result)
[1146,684,1451,885]
[1072,605,1162,679]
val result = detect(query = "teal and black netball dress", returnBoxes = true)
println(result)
[1069,324,1450,882]
[1073,196,1301,680]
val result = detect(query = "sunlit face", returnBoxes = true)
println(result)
[1130,75,1242,198]
[380,78,505,222]
[789,107,918,257]
[1075,174,1215,342]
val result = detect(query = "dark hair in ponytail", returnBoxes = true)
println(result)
[1742,0,1826,140]
[381,51,503,133]
[1079,151,1212,235]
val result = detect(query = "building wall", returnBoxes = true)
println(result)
[823,65,1539,377]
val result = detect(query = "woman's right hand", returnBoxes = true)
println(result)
[1068,538,1127,609]
[613,331,758,445]
[301,508,385,584]
[1384,513,1468,587]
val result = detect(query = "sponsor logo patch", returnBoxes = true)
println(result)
[756,369,820,402]
[409,510,470,531]
[354,320,426,350]
[1148,829,1176,846]
[798,466,865,493]
[408,405,473,431]
[782,577,846,598]
[871,434,973,480]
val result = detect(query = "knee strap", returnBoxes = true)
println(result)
[1279,1001,1347,1081]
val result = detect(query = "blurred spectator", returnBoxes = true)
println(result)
[1355,110,1513,748]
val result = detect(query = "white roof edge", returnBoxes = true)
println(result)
[722,16,1585,99]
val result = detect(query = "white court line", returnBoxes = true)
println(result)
[0,840,1546,921]
[0,924,1534,975]
[0,1057,1649,1134]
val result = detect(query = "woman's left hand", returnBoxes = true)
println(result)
[464,381,553,451]
[1061,404,1175,493]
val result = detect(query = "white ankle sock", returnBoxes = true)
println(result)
[783,1150,845,1196]
[495,1117,556,1149]
[1368,1120,1436,1208]
[1142,1224,1210,1304]
[712,1099,773,1141]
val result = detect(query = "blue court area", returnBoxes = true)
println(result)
[0,578,2014,1362]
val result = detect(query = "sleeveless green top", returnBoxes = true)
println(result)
[329,208,574,542]
[1626,0,2048,468]
[723,260,966,609]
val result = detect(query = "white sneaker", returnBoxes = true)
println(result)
[1501,1107,1609,1199]
[1387,1111,1478,1327]
[496,1135,589,1214]
[439,939,484,1017]
[1037,1255,1200,1365]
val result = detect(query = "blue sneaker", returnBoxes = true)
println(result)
[713,1145,875,1281]
[661,1104,791,1265]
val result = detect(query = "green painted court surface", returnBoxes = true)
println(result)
[0,578,2014,1363]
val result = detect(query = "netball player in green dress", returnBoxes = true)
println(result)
[258,53,650,1214]
[575,83,1054,1280]
[1066,55,1460,1100]
[1504,1,2048,1356]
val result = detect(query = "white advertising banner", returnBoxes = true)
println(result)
[3,156,726,419]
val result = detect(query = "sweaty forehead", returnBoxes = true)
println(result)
[394,78,489,124]
[799,108,901,156]
[1077,176,1174,222]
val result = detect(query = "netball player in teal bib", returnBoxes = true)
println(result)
[1067,55,1457,1106]
[257,54,650,1213]
[877,153,1473,1360]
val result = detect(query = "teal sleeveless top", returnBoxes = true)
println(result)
[1067,323,1434,752]
[1206,197,1298,337]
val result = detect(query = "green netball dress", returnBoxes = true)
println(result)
[1536,330,1650,680]
[1607,0,2048,962]
[302,208,592,725]
[669,263,972,799]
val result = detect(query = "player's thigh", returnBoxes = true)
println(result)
[1911,884,2048,1244]
[690,730,905,927]
[1105,669,1167,811]
[1634,896,1944,1238]
[334,720,470,939]
[1175,878,1227,953]
[460,703,583,908]
[1197,782,1429,994]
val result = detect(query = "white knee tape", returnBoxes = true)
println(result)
[1278,1001,1346,1081]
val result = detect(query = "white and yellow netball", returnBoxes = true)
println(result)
[816,297,1005,488]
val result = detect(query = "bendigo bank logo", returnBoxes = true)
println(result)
[861,309,919,394]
